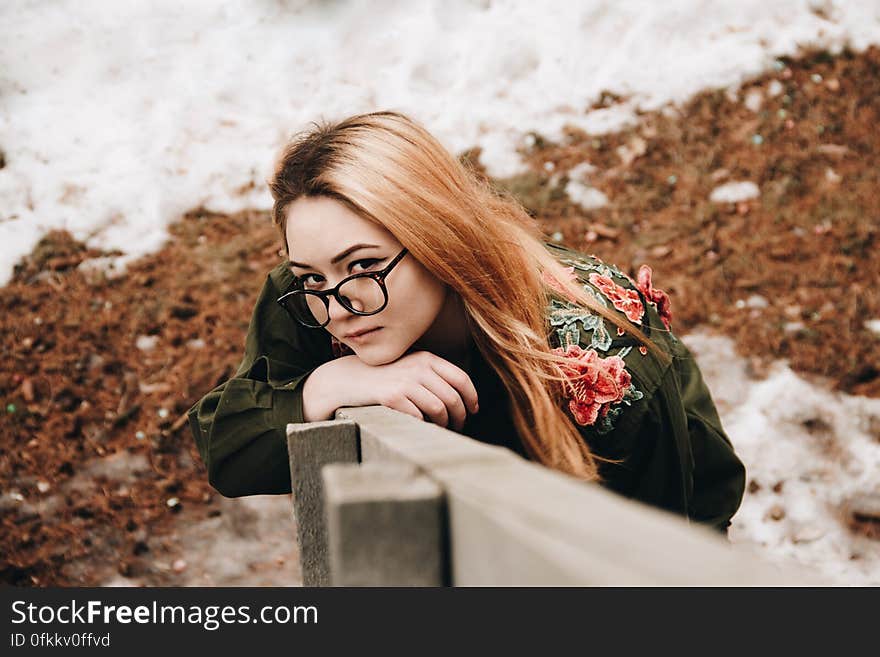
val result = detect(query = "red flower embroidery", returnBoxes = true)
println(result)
[542,265,578,299]
[636,265,672,329]
[551,344,632,426]
[588,273,644,324]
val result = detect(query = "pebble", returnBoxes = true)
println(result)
[744,88,763,112]
[824,168,841,184]
[825,77,840,92]
[792,525,825,544]
[751,134,764,145]
[784,321,805,333]
[767,79,784,97]
[135,431,146,441]
[172,559,187,573]
[848,493,880,520]
[36,481,50,493]
[865,319,880,336]
[666,175,677,185]
[166,497,180,508]
[551,231,563,242]
[543,161,555,172]
[766,504,786,521]
[810,73,823,84]
[745,294,768,309]
[135,335,158,352]
[186,338,206,350]
[157,408,169,419]
[6,403,16,414]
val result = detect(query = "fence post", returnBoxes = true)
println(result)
[322,462,446,586]
[286,419,359,587]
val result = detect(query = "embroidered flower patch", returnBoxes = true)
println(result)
[635,265,673,329]
[551,343,644,434]
[587,273,645,325]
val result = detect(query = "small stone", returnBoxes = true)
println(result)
[848,493,880,521]
[810,73,823,84]
[825,77,839,91]
[34,317,43,325]
[157,408,169,419]
[735,299,746,310]
[767,79,784,97]
[824,168,841,184]
[9,491,24,502]
[744,88,763,112]
[766,504,786,521]
[745,294,768,309]
[782,94,792,105]
[543,161,555,172]
[781,68,792,79]
[784,321,805,333]
[551,231,563,242]
[135,431,146,441]
[784,119,795,130]
[186,338,206,350]
[166,497,180,508]
[172,559,187,573]
[6,403,16,414]
[792,525,825,544]
[666,175,677,185]
[772,59,785,71]
[777,109,787,119]
[751,134,764,145]
[36,481,50,493]
[136,335,158,352]
[865,319,880,336]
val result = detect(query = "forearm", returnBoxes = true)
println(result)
[301,356,358,422]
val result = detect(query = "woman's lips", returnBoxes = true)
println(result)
[346,327,382,343]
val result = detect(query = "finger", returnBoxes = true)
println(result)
[406,385,450,429]
[420,373,468,432]
[428,357,479,415]
[387,395,424,422]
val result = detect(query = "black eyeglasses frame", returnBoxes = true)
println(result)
[277,248,409,328]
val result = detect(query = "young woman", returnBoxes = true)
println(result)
[188,110,746,535]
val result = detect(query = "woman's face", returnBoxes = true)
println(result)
[284,195,449,366]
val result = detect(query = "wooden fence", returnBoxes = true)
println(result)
[286,406,819,586]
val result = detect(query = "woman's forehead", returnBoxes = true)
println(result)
[285,197,398,264]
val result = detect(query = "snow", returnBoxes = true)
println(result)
[565,179,609,210]
[3,0,880,583]
[710,181,762,203]
[3,0,880,285]
[684,331,880,585]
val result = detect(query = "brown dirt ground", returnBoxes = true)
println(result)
[2,46,879,585]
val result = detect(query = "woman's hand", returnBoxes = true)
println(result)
[302,350,479,431]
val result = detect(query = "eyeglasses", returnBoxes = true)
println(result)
[277,248,409,328]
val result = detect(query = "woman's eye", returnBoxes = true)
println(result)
[350,258,382,272]
[301,274,324,289]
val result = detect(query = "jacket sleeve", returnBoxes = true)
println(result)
[187,265,332,497]
[584,341,747,536]
[671,338,747,534]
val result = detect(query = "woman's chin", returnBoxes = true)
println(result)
[354,343,405,366]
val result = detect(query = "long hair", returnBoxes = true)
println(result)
[268,110,661,482]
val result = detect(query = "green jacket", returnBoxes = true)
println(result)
[188,242,746,534]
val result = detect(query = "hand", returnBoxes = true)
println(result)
[303,350,479,431]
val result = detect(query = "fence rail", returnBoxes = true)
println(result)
[286,405,817,586]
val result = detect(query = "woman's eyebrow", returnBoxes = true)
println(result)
[288,243,381,269]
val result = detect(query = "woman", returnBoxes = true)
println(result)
[188,110,746,535]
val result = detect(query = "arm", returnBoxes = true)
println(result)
[187,264,333,497]
[671,339,747,534]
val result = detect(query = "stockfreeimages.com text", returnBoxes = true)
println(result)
[11,600,317,631]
